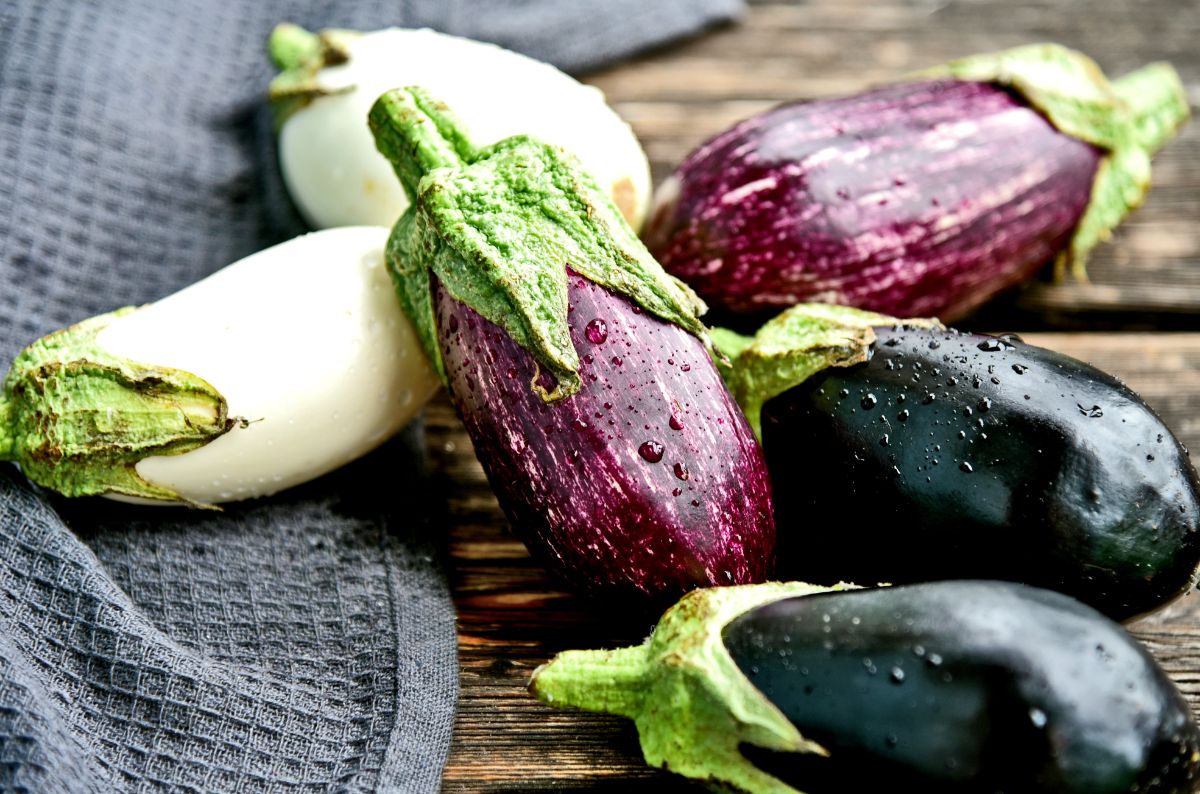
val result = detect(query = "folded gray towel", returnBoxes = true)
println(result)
[0,1,742,791]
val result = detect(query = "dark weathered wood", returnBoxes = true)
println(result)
[440,1,1200,789]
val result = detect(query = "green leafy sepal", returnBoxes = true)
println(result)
[267,23,360,130]
[0,309,236,504]
[922,44,1189,279]
[713,304,941,440]
[530,581,858,793]
[370,87,707,402]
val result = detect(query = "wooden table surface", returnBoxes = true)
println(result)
[438,1,1200,789]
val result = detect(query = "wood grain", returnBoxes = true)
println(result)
[440,1,1200,789]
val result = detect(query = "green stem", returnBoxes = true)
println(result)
[0,394,14,461]
[368,88,478,205]
[1113,62,1191,155]
[268,23,322,71]
[530,643,650,720]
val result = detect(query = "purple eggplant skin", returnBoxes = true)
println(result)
[724,581,1200,794]
[433,270,775,606]
[762,325,1200,621]
[643,80,1102,325]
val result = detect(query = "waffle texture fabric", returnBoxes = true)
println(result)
[0,0,742,791]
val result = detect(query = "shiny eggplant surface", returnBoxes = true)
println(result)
[763,325,1200,620]
[724,581,1200,793]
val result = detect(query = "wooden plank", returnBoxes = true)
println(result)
[440,333,1200,792]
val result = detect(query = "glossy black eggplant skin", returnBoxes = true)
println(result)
[763,326,1200,620]
[723,581,1200,794]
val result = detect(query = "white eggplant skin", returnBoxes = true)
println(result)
[277,28,652,231]
[98,226,438,505]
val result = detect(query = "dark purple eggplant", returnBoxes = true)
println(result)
[532,581,1200,794]
[369,87,774,605]
[643,46,1188,324]
[715,306,1200,620]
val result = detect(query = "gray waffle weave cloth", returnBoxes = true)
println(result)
[0,0,741,791]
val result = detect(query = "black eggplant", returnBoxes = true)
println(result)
[715,305,1200,620]
[531,581,1200,794]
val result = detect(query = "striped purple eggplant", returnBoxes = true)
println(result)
[369,87,774,605]
[643,45,1188,323]
[435,274,773,602]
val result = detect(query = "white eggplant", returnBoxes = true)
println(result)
[269,25,652,231]
[0,226,438,506]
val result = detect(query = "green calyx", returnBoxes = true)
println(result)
[0,309,235,504]
[923,43,1189,280]
[267,23,361,130]
[530,581,853,794]
[369,86,707,402]
[713,304,941,440]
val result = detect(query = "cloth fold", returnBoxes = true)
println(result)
[0,0,742,790]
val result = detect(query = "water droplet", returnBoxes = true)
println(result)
[890,667,906,684]
[1012,364,1028,375]
[959,461,974,473]
[999,333,1024,344]
[1147,454,1155,462]
[898,409,910,422]
[681,363,691,372]
[977,398,991,413]
[573,418,589,431]
[611,355,623,367]
[638,441,664,462]
[1029,708,1048,728]
[962,407,973,417]
[1077,404,1104,418]
[977,339,1006,352]
[928,339,940,350]
[861,393,878,410]
[672,487,682,497]
[673,462,689,481]
[669,414,685,431]
[921,393,935,405]
[585,318,608,344]
[839,388,850,398]
[926,653,943,667]
[880,434,890,447]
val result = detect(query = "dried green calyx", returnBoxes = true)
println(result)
[369,86,707,402]
[0,309,235,503]
[267,23,360,129]
[530,582,854,794]
[923,43,1189,279]
[713,304,942,440]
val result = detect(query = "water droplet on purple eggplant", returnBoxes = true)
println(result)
[585,318,608,344]
[673,462,689,481]
[1077,404,1104,418]
[960,461,974,473]
[669,414,685,431]
[861,393,878,410]
[638,441,664,462]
